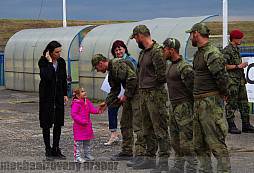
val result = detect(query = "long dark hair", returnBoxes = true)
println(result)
[111,40,130,58]
[43,41,62,57]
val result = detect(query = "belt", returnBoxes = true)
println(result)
[171,98,192,105]
[193,91,219,99]
[139,85,164,92]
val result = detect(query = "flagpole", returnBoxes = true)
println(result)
[223,0,228,48]
[63,0,67,27]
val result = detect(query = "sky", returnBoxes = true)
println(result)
[0,0,254,21]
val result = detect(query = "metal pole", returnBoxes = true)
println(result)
[63,0,67,27]
[223,0,228,48]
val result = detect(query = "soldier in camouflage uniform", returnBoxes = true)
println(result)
[91,54,146,161]
[130,25,170,173]
[161,38,198,173]
[186,23,231,173]
[222,30,254,134]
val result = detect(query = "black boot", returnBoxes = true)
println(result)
[242,122,254,133]
[45,147,54,161]
[126,156,144,167]
[110,152,133,161]
[228,122,241,134]
[52,146,66,159]
[150,161,169,173]
[132,158,156,170]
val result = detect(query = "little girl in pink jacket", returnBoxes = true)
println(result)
[71,86,102,163]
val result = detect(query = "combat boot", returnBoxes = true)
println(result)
[126,156,144,167]
[132,158,156,169]
[111,152,133,161]
[242,122,254,133]
[150,161,169,173]
[228,122,241,134]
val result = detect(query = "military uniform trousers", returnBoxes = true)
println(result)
[193,94,231,173]
[140,86,170,162]
[120,92,146,156]
[225,83,250,124]
[169,101,198,172]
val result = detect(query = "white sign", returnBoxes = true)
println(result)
[243,57,254,102]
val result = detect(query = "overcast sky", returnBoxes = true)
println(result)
[0,0,253,21]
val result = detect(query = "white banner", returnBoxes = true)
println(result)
[243,57,254,102]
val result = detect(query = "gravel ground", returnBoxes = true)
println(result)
[0,86,254,173]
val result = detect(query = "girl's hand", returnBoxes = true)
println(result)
[97,109,103,114]
[45,51,52,62]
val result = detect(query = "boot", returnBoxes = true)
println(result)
[242,122,254,133]
[45,147,54,161]
[150,161,169,173]
[228,122,241,134]
[132,158,156,170]
[126,156,144,167]
[52,146,66,159]
[110,152,133,161]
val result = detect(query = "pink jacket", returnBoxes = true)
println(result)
[71,99,99,140]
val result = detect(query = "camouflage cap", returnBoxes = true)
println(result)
[91,54,105,72]
[185,23,210,35]
[160,38,181,49]
[129,24,150,39]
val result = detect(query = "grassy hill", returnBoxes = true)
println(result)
[0,19,136,48]
[0,19,254,48]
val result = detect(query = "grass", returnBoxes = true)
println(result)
[0,19,254,48]
[206,21,254,46]
[0,19,136,49]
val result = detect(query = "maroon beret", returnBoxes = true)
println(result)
[230,30,244,39]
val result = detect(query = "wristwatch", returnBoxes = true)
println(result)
[235,65,239,69]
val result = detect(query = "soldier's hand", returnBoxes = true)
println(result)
[99,102,107,112]
[240,62,248,68]
[118,94,127,103]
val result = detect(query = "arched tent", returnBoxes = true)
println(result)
[4,25,94,92]
[79,15,218,100]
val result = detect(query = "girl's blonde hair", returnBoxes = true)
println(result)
[71,86,84,106]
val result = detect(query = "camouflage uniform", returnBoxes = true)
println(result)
[222,43,250,124]
[107,58,146,157]
[91,55,146,157]
[192,42,231,173]
[138,42,170,162]
[166,57,198,172]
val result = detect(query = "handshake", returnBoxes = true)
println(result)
[98,98,123,114]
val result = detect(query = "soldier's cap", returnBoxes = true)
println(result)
[129,24,150,39]
[230,30,244,39]
[185,23,210,35]
[91,54,106,72]
[160,38,181,50]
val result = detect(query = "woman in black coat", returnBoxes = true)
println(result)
[38,41,68,161]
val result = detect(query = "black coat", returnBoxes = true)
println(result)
[38,56,67,128]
